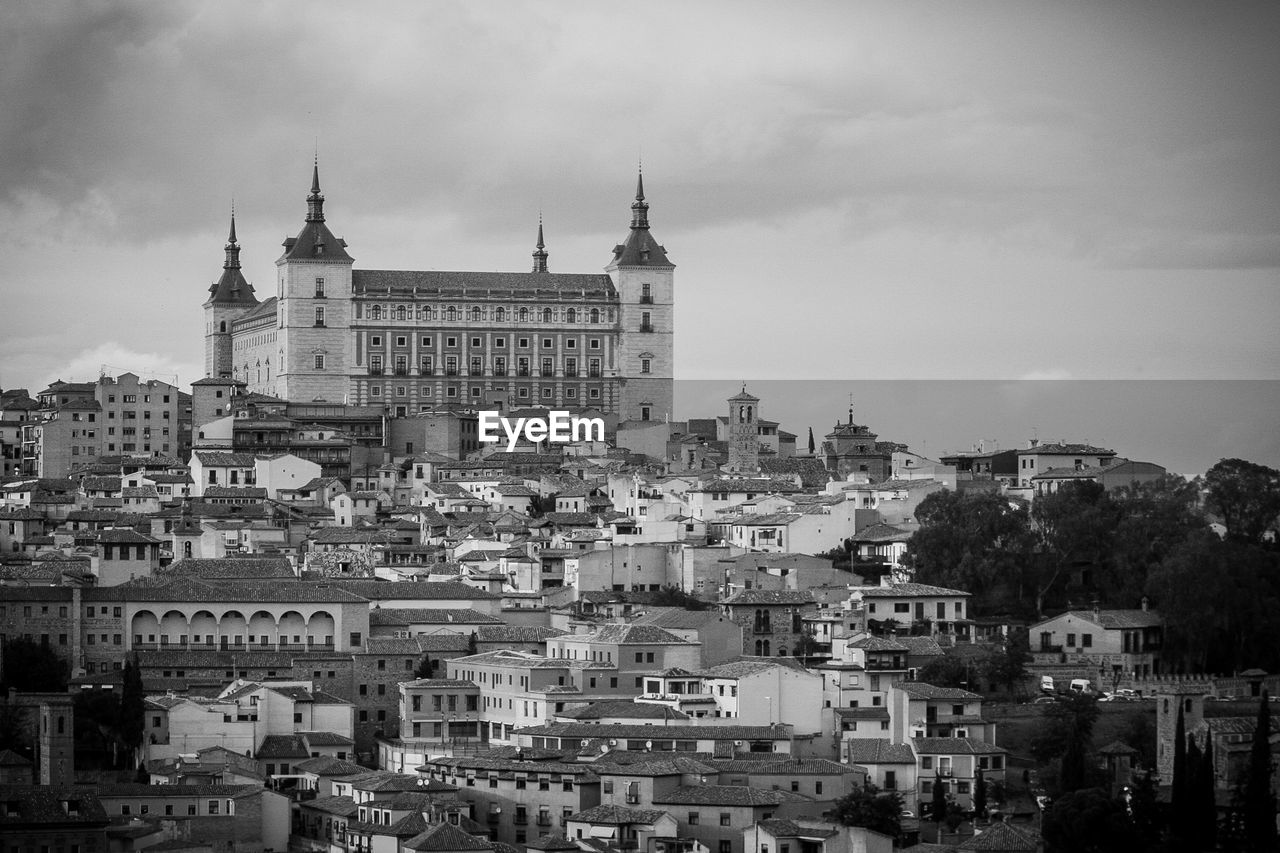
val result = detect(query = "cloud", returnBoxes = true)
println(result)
[35,342,202,393]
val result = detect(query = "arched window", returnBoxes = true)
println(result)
[590,308,600,324]
[566,308,576,323]
[219,320,226,333]
[395,305,407,321]
[471,306,482,322]
[495,307,505,322]
[543,308,553,323]
[370,305,382,320]
[447,306,457,321]
[183,541,192,558]
[519,307,529,322]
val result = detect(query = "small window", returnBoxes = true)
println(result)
[314,354,325,369]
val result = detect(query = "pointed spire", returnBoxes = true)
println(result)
[306,155,325,223]
[223,204,241,270]
[630,165,649,230]
[532,213,549,273]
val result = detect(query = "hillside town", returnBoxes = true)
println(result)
[2,361,1278,852]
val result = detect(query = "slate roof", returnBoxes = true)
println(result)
[851,636,909,652]
[570,624,695,645]
[475,625,567,643]
[404,820,495,851]
[708,757,858,775]
[898,684,982,701]
[721,589,815,606]
[833,707,891,722]
[1054,609,1163,630]
[303,794,361,816]
[653,785,808,806]
[0,785,109,824]
[370,608,503,626]
[320,580,499,600]
[912,737,1007,755]
[569,804,669,826]
[698,657,811,679]
[757,819,837,839]
[844,739,917,764]
[355,269,617,297]
[255,735,310,759]
[164,557,296,580]
[558,701,689,722]
[192,452,258,467]
[516,723,791,740]
[860,583,970,598]
[956,822,1040,851]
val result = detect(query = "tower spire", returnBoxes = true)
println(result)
[306,156,325,223]
[532,213,549,273]
[630,165,649,230]
[224,205,241,270]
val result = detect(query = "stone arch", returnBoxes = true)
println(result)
[159,610,187,644]
[542,308,553,323]
[189,610,218,645]
[278,610,307,646]
[219,610,249,646]
[590,308,600,323]
[131,610,160,645]
[249,610,276,647]
[307,611,336,647]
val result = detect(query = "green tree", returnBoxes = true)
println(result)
[413,655,435,679]
[1243,691,1277,852]
[930,774,947,822]
[916,655,970,690]
[973,767,987,818]
[467,631,479,656]
[1030,480,1121,616]
[1042,788,1142,853]
[1204,458,1280,546]
[1127,769,1165,850]
[1031,693,1101,794]
[119,654,146,755]
[649,584,708,610]
[1102,475,1203,604]
[0,638,69,692]
[902,490,1034,616]
[981,627,1032,697]
[1194,733,1217,852]
[0,701,28,754]
[831,783,902,838]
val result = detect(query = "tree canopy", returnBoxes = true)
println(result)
[832,783,903,838]
[1204,458,1280,546]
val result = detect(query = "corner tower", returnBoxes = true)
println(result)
[203,211,258,378]
[607,170,674,422]
[275,160,354,402]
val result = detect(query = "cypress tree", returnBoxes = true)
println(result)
[973,766,987,818]
[1243,691,1276,852]
[931,773,947,822]
[1172,704,1188,816]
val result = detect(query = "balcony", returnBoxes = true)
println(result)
[418,367,434,375]
[393,367,408,376]
[639,295,653,304]
[639,323,654,333]
[514,814,528,826]
[536,816,552,827]
[368,367,384,376]
[540,370,555,377]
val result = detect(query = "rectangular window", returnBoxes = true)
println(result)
[314,306,325,326]
[314,354,325,369]
[315,277,325,297]
[720,813,732,827]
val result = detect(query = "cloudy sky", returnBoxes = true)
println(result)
[2,2,1278,398]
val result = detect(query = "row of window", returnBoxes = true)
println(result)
[365,385,605,404]
[369,333,605,351]
[368,355,618,375]
[314,306,656,331]
[104,393,171,404]
[358,304,616,324]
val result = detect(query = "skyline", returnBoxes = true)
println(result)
[2,2,1278,473]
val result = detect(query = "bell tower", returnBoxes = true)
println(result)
[727,385,760,473]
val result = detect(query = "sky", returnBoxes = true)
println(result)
[2,2,1278,472]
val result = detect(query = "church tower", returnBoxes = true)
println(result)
[203,211,258,378]
[38,696,74,787]
[608,170,674,422]
[275,161,354,403]
[727,385,760,473]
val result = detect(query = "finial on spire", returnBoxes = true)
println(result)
[630,165,649,230]
[306,156,325,223]
[223,203,241,271]
[532,212,549,273]
[227,201,237,244]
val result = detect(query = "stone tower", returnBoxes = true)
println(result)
[1154,680,1210,783]
[204,211,259,378]
[274,160,354,403]
[38,696,74,787]
[608,170,675,422]
[727,385,760,473]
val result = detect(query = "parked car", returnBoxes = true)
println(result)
[1033,696,1056,704]
[1068,678,1093,694]
[1040,675,1055,693]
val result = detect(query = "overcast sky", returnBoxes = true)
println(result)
[2,2,1278,399]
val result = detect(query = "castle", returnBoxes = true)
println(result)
[203,163,674,422]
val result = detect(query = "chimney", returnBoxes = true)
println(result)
[1140,596,1149,612]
